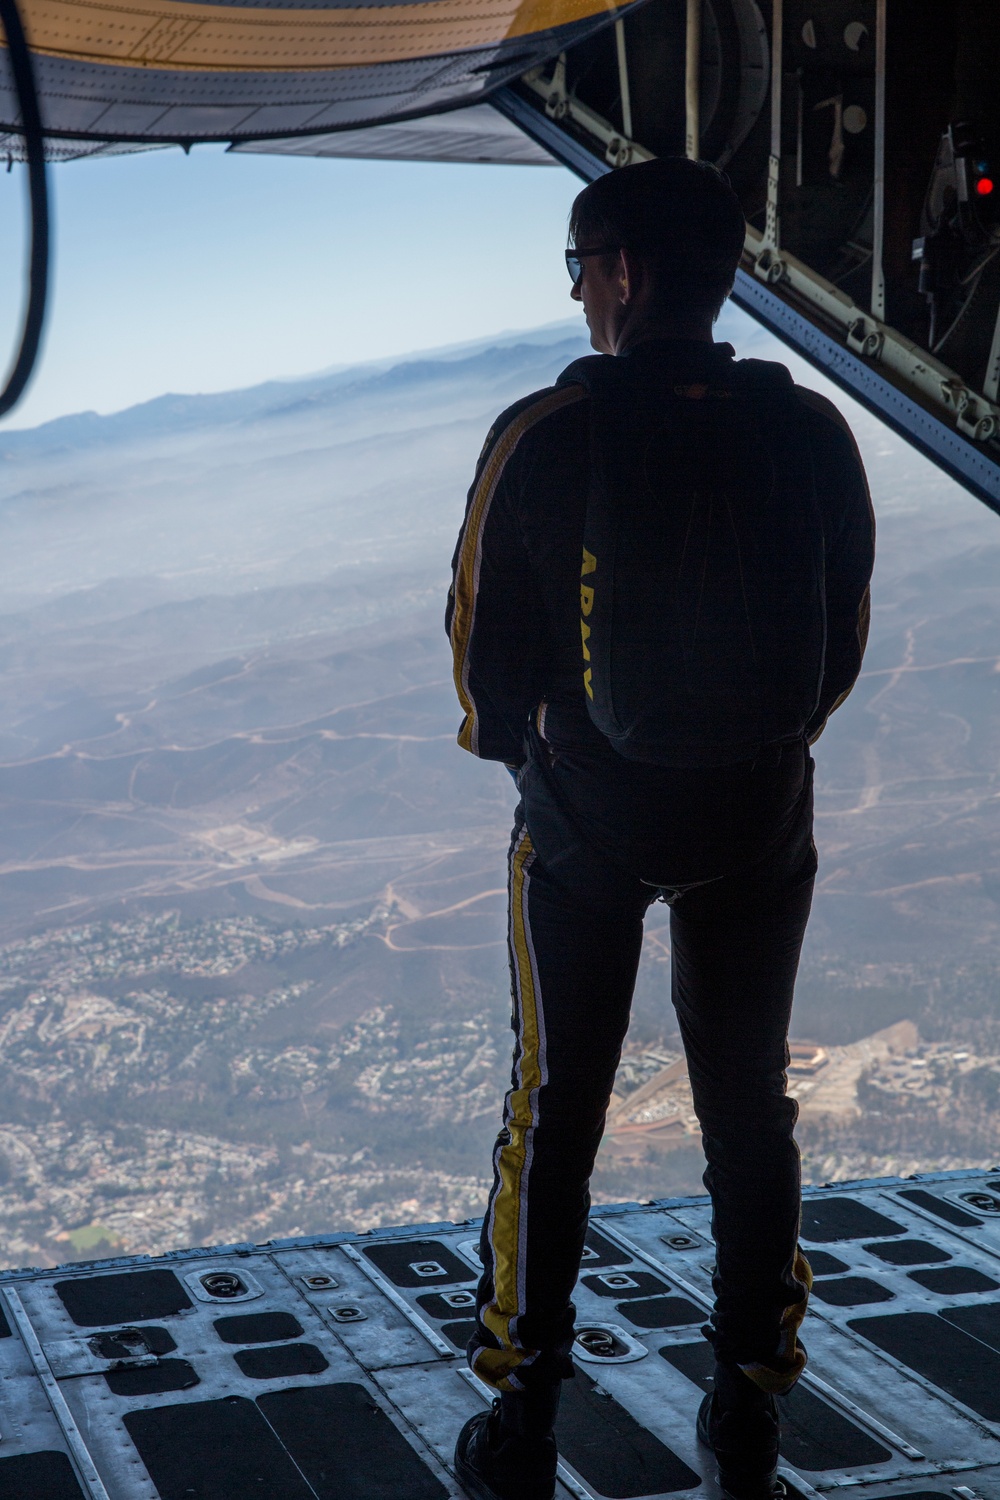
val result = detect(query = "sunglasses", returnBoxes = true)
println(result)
[565,245,619,285]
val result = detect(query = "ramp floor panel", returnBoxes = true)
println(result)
[123,1395,317,1499]
[234,1342,330,1379]
[909,1266,999,1294]
[659,1339,892,1471]
[848,1310,1000,1421]
[583,1228,635,1268]
[798,1197,906,1242]
[582,1270,671,1299]
[440,1317,476,1349]
[0,1169,999,1497]
[941,1299,1000,1347]
[897,1190,985,1228]
[362,1240,474,1288]
[213,1310,304,1344]
[556,1370,700,1497]
[105,1358,199,1397]
[0,1450,85,1499]
[800,1251,849,1275]
[867,1239,952,1266]
[810,1274,896,1305]
[258,1382,450,1500]
[54,1269,193,1328]
[616,1294,704,1329]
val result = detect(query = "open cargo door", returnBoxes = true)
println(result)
[1,0,999,513]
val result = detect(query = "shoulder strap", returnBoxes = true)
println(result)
[731,356,796,391]
[555,353,620,396]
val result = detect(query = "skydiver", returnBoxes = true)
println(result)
[447,156,874,1500]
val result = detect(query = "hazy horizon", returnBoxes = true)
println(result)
[0,149,581,430]
[0,316,587,439]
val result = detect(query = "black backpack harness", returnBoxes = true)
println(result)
[556,352,825,768]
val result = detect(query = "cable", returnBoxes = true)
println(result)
[0,0,48,418]
[932,261,989,355]
[958,237,1000,288]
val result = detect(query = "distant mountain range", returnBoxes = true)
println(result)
[0,319,590,459]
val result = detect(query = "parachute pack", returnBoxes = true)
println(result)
[558,354,827,768]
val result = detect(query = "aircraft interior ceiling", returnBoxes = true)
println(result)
[0,0,633,143]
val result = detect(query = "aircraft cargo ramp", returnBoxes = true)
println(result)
[3,1169,1000,1498]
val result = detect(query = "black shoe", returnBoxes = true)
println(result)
[696,1362,783,1500]
[454,1388,559,1500]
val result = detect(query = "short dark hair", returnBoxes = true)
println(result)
[568,157,746,319]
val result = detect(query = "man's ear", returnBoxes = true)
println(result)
[618,249,630,304]
[619,247,642,304]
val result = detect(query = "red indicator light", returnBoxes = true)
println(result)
[976,176,994,195]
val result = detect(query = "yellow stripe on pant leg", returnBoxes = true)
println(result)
[474,826,546,1391]
[739,1247,814,1395]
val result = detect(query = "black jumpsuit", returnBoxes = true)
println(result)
[447,337,875,1396]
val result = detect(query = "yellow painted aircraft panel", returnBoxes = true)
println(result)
[14,0,625,72]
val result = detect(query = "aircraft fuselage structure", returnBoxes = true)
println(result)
[494,0,1000,509]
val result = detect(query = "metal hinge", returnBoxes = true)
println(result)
[846,316,885,360]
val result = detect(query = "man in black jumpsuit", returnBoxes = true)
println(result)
[448,159,874,1500]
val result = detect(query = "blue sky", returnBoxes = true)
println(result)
[0,145,591,428]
